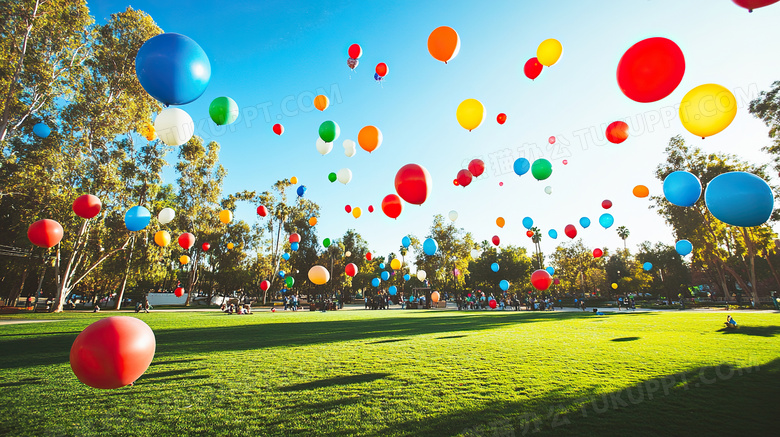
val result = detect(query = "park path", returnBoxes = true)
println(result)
[0,319,65,325]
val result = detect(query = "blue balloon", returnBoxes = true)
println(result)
[579,217,591,228]
[401,236,411,248]
[124,206,151,232]
[279,271,286,278]
[388,286,398,295]
[282,253,290,261]
[290,242,299,252]
[491,263,499,272]
[704,171,774,227]
[643,262,653,271]
[296,185,307,197]
[135,33,211,105]
[381,271,390,281]
[403,274,411,281]
[374,73,382,81]
[522,217,533,229]
[513,158,530,176]
[372,277,380,287]
[546,266,555,276]
[598,213,614,229]
[32,123,50,138]
[499,280,510,291]
[548,229,558,239]
[663,171,701,207]
[409,296,415,302]
[379,263,385,269]
[423,238,438,256]
[675,239,693,256]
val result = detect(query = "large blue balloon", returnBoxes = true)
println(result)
[675,239,693,256]
[548,229,558,239]
[290,242,299,252]
[282,253,290,261]
[388,286,398,295]
[705,171,774,227]
[643,262,653,271]
[32,123,50,138]
[296,185,307,197]
[599,213,614,229]
[403,274,411,281]
[579,217,591,228]
[546,266,555,276]
[124,206,151,231]
[491,262,499,272]
[499,280,510,291]
[401,236,411,248]
[135,33,211,106]
[381,271,390,281]
[423,238,438,256]
[372,277,381,287]
[522,217,533,229]
[663,171,701,207]
[513,158,530,176]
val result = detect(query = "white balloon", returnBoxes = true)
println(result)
[337,168,352,185]
[416,270,427,281]
[345,251,352,257]
[448,210,458,222]
[316,138,333,155]
[157,207,175,225]
[154,108,194,146]
[343,139,356,158]
[544,186,552,195]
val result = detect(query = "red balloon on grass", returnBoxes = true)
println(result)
[524,57,543,80]
[456,169,473,187]
[617,37,685,103]
[530,269,553,291]
[257,205,268,217]
[381,194,403,219]
[273,124,284,135]
[468,159,485,177]
[564,224,577,239]
[178,232,195,249]
[174,287,184,297]
[496,113,507,124]
[606,121,629,144]
[395,164,432,205]
[27,219,64,248]
[602,200,613,209]
[345,263,358,277]
[70,317,156,389]
[72,194,102,219]
[593,248,603,258]
[348,43,363,59]
[492,235,500,246]
[375,62,388,77]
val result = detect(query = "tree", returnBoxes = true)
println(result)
[616,226,630,251]
[549,239,606,297]
[749,80,780,175]
[414,215,475,293]
[636,241,690,299]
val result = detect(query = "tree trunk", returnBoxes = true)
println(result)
[762,250,780,294]
[8,264,31,306]
[741,227,761,304]
[114,235,136,310]
[33,260,46,312]
[184,249,200,306]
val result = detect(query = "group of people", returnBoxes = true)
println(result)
[454,293,559,311]
[616,296,637,311]
[365,293,394,310]
[220,302,252,314]
[283,295,301,311]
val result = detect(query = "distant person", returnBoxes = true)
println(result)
[93,304,100,313]
[724,314,738,329]
[580,300,586,311]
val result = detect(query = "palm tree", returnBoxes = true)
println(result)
[530,226,543,268]
[616,226,630,251]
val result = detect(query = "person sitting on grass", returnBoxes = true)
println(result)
[724,314,738,329]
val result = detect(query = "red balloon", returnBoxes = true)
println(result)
[732,0,780,11]
[289,233,301,243]
[345,263,358,277]
[602,200,613,209]
[564,224,577,239]
[524,57,543,80]
[456,169,473,187]
[492,235,500,246]
[368,205,374,213]
[273,124,284,135]
[72,194,102,219]
[375,62,388,77]
[606,121,629,144]
[617,37,685,103]
[453,179,459,186]
[178,232,195,249]
[260,280,270,292]
[489,299,497,309]
[348,43,362,59]
[593,248,603,258]
[548,136,556,144]
[27,219,64,248]
[381,194,403,219]
[257,205,268,217]
[530,269,553,291]
[202,242,210,251]
[70,317,155,389]
[562,160,568,165]
[526,230,534,237]
[394,164,432,205]
[345,205,352,213]
[174,287,184,297]
[468,159,485,177]
[366,252,372,261]
[553,278,560,285]
[496,113,507,124]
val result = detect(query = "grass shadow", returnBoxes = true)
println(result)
[0,331,80,337]
[138,368,198,380]
[716,326,780,337]
[150,358,206,366]
[611,337,640,342]
[437,335,467,339]
[279,372,390,392]
[0,377,42,388]
[367,338,407,344]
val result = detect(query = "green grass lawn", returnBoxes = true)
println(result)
[1,309,778,436]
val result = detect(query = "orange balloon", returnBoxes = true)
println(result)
[309,216,317,226]
[496,217,505,228]
[358,125,383,153]
[428,26,461,64]
[313,95,329,111]
[633,185,650,198]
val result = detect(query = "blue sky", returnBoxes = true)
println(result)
[90,0,780,262]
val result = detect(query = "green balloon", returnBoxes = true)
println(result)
[323,238,331,248]
[328,172,337,183]
[285,276,294,288]
[318,121,340,143]
[531,159,553,181]
[209,97,239,126]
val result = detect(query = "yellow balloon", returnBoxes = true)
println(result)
[309,216,317,226]
[537,38,563,67]
[390,258,401,270]
[219,210,232,224]
[227,243,234,249]
[179,255,190,265]
[611,283,618,289]
[456,99,485,132]
[496,217,505,228]
[352,207,362,218]
[290,176,298,184]
[154,230,170,247]
[679,84,737,138]
[308,265,330,285]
